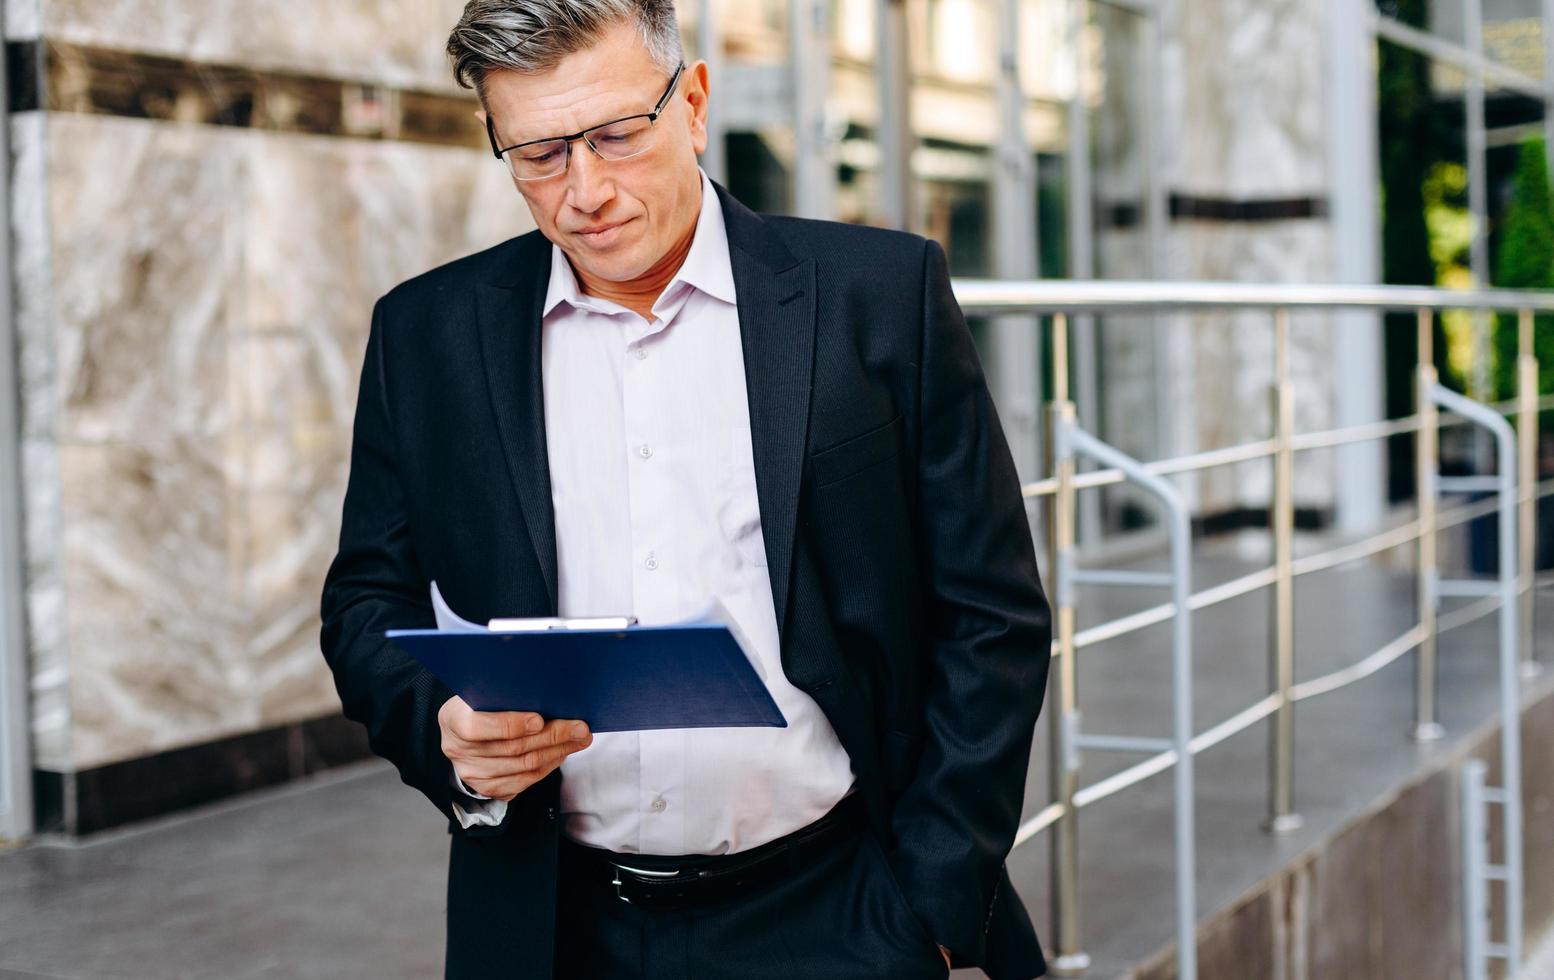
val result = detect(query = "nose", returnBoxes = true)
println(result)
[563,139,615,216]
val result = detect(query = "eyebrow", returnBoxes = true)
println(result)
[505,86,664,147]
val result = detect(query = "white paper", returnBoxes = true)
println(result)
[681,596,766,683]
[428,582,761,680]
[432,581,632,632]
[430,580,487,633]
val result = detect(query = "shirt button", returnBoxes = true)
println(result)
[638,444,653,459]
[644,553,659,570]
[634,347,648,360]
[650,797,667,812]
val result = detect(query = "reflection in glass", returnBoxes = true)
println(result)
[1486,87,1553,403]
[725,131,792,213]
[1375,0,1467,47]
[1482,0,1545,78]
[1378,38,1466,500]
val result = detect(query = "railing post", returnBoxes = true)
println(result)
[1461,758,1490,980]
[1429,381,1524,975]
[1061,423,1199,980]
[1265,309,1302,834]
[1046,313,1090,975]
[1517,309,1541,679]
[1414,308,1445,742]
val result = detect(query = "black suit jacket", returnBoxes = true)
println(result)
[319,180,1053,979]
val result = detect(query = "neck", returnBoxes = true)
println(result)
[572,200,701,321]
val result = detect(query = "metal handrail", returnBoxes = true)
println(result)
[1432,383,1524,976]
[1042,477,1553,661]
[1053,417,1198,979]
[1018,394,1554,500]
[962,279,1552,976]
[953,278,1554,314]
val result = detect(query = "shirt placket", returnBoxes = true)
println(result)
[622,309,688,854]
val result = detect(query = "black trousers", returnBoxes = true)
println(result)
[555,823,951,979]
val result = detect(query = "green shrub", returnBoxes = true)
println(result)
[1493,139,1554,400]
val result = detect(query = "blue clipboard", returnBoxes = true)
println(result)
[385,619,788,733]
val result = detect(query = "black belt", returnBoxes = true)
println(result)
[559,792,867,910]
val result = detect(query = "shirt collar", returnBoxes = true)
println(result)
[542,168,736,318]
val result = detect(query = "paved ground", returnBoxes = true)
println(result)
[0,522,1550,979]
[1527,928,1554,980]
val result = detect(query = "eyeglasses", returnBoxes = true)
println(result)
[486,62,686,182]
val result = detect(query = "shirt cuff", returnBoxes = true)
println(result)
[453,771,494,800]
[449,769,508,828]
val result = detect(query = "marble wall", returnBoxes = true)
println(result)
[1081,0,1341,523]
[1158,0,1338,518]
[11,4,536,773]
[15,0,471,92]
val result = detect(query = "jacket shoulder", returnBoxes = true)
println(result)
[376,229,546,314]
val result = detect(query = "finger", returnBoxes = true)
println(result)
[451,719,592,759]
[516,737,592,773]
[463,772,531,801]
[500,718,590,758]
[453,710,546,743]
[494,749,575,798]
[522,720,593,757]
[459,732,592,779]
[457,749,546,781]
[474,768,550,803]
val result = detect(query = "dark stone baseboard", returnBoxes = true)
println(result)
[1169,193,1329,223]
[32,713,372,837]
[1194,506,1332,537]
[6,38,482,150]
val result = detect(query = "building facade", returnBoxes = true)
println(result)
[0,0,1548,839]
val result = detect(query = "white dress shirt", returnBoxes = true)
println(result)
[449,169,857,853]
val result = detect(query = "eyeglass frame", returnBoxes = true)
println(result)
[485,61,687,180]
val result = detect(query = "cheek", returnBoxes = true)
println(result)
[517,186,561,230]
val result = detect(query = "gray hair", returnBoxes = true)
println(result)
[447,0,683,105]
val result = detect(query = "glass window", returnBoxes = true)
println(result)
[1486,87,1551,403]
[720,0,789,64]
[1483,0,1544,77]
[1375,0,1467,48]
[1377,36,1468,499]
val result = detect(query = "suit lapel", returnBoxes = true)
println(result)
[475,234,559,614]
[472,186,817,638]
[717,182,817,644]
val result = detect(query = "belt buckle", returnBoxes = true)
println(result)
[609,861,683,904]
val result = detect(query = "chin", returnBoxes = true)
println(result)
[574,248,649,283]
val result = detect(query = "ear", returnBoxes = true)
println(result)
[685,60,710,157]
[474,107,488,126]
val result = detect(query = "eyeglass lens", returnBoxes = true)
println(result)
[504,116,657,180]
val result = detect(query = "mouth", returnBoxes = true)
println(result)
[574,217,634,248]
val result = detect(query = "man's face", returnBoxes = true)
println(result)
[477,21,709,284]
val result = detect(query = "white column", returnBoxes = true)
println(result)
[987,0,1042,484]
[0,5,36,843]
[790,0,835,218]
[1326,0,1386,533]
[696,0,727,184]
[875,0,912,230]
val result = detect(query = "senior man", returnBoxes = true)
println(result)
[319,1,1052,977]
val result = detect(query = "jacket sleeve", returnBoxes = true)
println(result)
[319,295,537,838]
[885,238,1054,963]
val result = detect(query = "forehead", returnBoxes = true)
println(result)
[485,21,666,144]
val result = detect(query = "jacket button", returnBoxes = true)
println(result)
[546,806,557,822]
